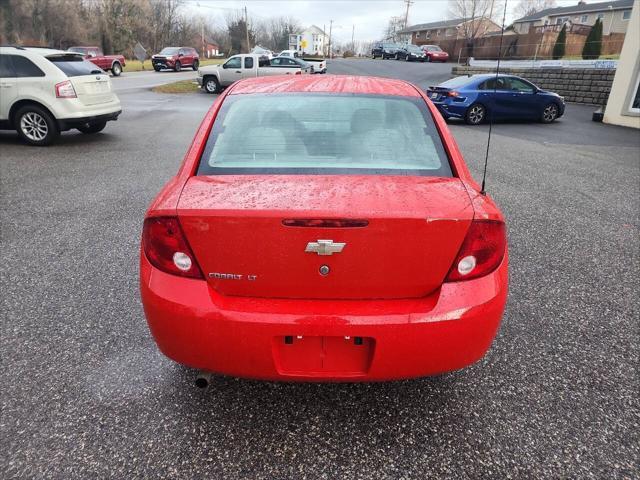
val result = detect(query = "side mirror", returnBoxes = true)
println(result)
[88,52,96,58]
[179,53,184,57]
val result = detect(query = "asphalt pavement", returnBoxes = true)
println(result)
[1,58,638,479]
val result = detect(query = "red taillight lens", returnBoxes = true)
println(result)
[295,70,302,75]
[55,80,77,98]
[447,90,460,97]
[142,217,203,279]
[445,220,506,282]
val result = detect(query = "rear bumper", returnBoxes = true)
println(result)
[58,110,121,130]
[432,101,468,120]
[140,252,508,382]
[152,58,174,68]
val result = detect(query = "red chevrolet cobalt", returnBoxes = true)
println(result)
[140,75,508,382]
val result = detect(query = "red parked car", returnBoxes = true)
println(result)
[140,75,508,384]
[421,45,450,62]
[68,46,125,76]
[151,47,199,72]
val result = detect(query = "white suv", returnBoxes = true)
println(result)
[0,46,122,146]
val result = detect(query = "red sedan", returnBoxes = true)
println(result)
[140,75,508,383]
[422,45,450,62]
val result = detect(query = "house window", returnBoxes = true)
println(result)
[416,31,421,37]
[622,10,631,20]
[436,29,441,36]
[597,13,604,20]
[426,31,431,39]
[581,15,588,23]
[556,17,568,25]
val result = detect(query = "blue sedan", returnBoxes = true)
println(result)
[426,74,565,125]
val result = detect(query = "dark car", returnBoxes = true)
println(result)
[426,74,565,125]
[152,47,199,72]
[396,44,427,62]
[270,56,312,74]
[421,45,450,62]
[371,42,401,59]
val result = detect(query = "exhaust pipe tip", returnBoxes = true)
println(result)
[195,371,212,389]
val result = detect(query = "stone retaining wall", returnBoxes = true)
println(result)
[451,65,615,105]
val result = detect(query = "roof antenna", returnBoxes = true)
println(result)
[480,0,509,196]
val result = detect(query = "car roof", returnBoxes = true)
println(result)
[0,46,81,57]
[229,75,421,97]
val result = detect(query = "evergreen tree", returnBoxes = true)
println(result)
[552,24,567,59]
[582,19,603,59]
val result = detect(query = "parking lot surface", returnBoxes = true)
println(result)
[1,59,638,479]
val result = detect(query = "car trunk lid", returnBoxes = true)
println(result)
[177,175,474,300]
[68,73,114,106]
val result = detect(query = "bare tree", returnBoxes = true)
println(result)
[449,0,503,39]
[0,0,300,58]
[448,0,504,58]
[513,0,556,19]
[384,16,406,41]
[264,16,301,51]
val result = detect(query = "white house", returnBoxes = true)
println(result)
[288,25,328,55]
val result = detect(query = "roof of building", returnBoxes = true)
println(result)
[513,0,634,23]
[229,75,421,97]
[399,18,466,34]
[295,25,328,36]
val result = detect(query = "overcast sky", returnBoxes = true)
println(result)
[185,0,588,44]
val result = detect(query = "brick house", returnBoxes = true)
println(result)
[398,17,501,46]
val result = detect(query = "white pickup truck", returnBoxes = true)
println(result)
[197,54,302,94]
[278,50,327,74]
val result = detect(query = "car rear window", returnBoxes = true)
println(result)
[439,76,473,88]
[197,93,452,177]
[47,55,103,76]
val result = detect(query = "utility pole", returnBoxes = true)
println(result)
[351,24,355,52]
[403,0,414,30]
[328,20,333,58]
[201,21,205,58]
[244,6,250,52]
[323,23,326,56]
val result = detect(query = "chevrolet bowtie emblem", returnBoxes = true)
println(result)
[305,239,346,256]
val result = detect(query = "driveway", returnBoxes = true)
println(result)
[1,59,638,479]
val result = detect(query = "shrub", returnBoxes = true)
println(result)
[582,19,603,59]
[552,24,567,60]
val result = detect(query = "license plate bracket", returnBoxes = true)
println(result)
[273,335,375,376]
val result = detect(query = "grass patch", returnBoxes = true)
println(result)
[123,58,224,72]
[152,80,200,94]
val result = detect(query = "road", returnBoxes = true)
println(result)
[1,59,638,479]
[112,69,197,92]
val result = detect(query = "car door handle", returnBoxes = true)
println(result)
[235,70,241,73]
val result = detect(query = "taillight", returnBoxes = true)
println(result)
[55,80,77,98]
[445,220,506,282]
[295,70,302,75]
[447,90,460,97]
[142,217,203,279]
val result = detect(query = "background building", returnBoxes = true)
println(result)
[512,0,635,35]
[399,18,501,45]
[288,25,328,55]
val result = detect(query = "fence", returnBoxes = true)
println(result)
[437,29,625,62]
